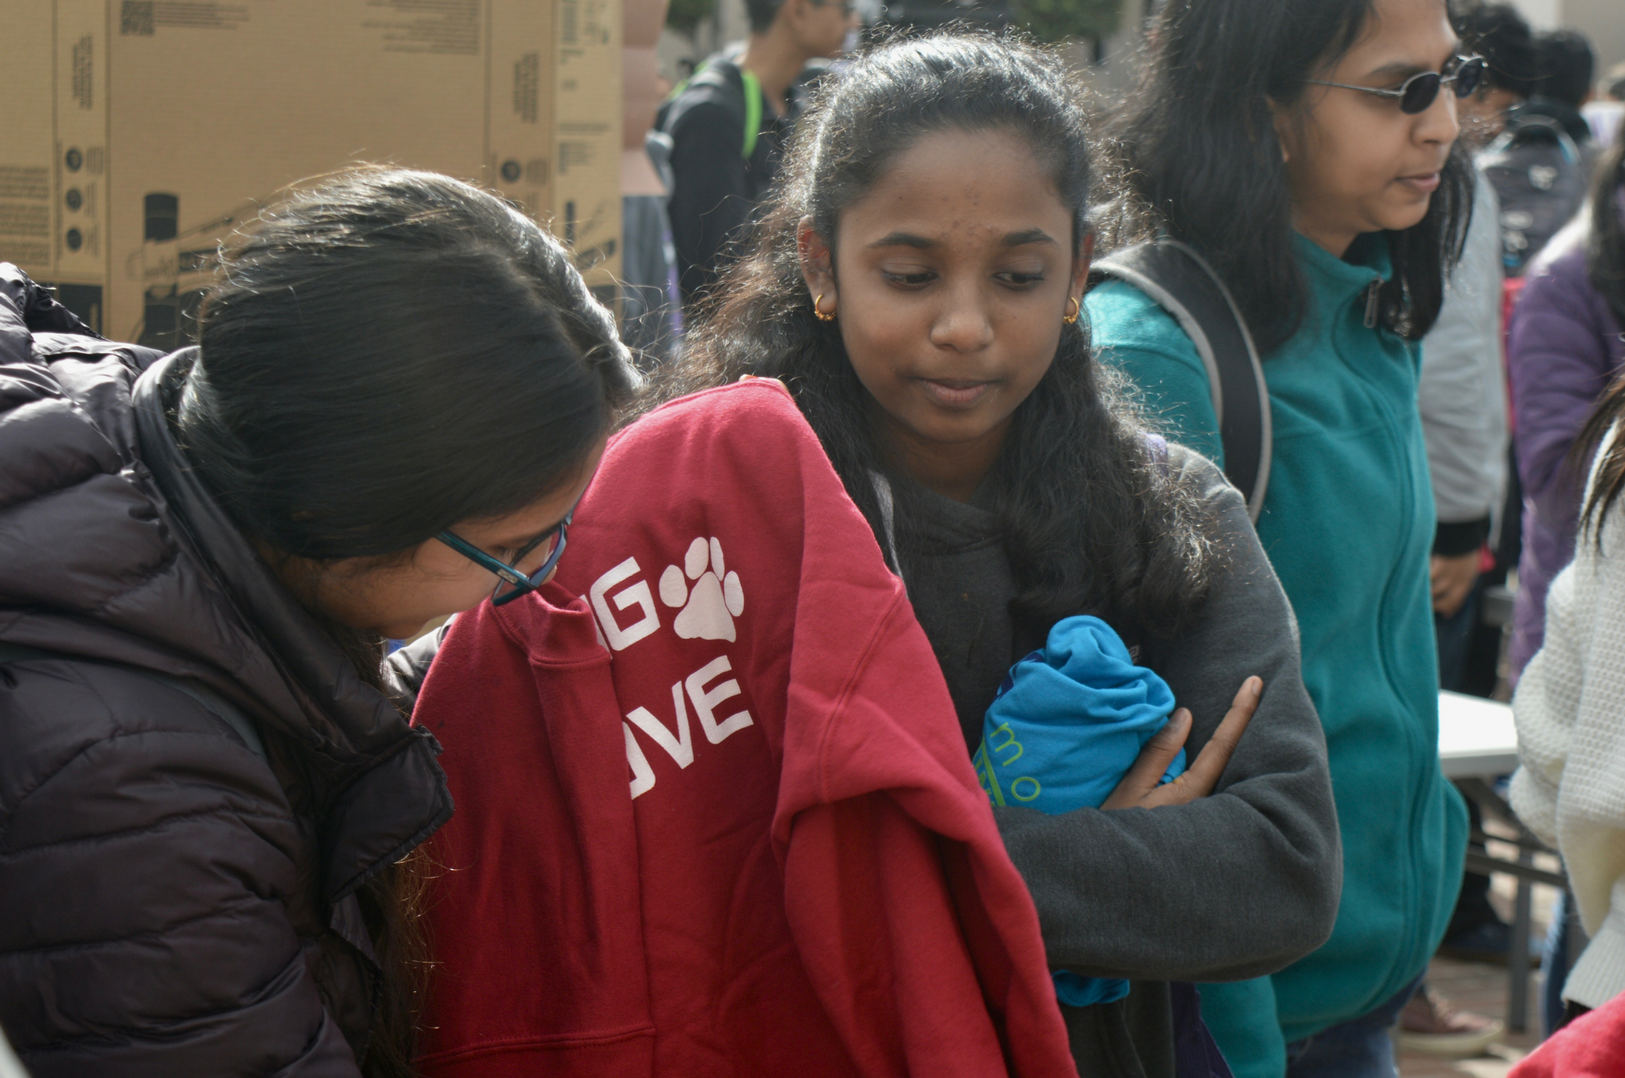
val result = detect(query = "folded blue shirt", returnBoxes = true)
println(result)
[974,615,1184,1007]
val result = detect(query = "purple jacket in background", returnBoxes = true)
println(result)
[1507,226,1625,680]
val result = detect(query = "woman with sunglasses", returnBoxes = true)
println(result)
[1087,1,1479,1076]
[0,167,635,1077]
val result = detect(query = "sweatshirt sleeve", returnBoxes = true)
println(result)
[0,660,361,1076]
[992,450,1340,982]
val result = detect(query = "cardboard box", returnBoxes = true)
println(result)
[0,0,621,346]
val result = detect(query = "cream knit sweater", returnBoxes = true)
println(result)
[1512,423,1625,1008]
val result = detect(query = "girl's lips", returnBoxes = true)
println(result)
[1398,172,1442,194]
[919,379,993,407]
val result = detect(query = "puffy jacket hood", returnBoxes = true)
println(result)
[0,265,449,902]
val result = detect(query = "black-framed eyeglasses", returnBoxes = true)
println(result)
[1307,55,1487,115]
[436,510,573,606]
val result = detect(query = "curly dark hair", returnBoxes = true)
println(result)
[656,31,1217,639]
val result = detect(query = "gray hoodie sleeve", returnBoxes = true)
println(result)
[993,447,1341,982]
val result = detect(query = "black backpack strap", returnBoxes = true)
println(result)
[0,642,266,761]
[1091,239,1273,523]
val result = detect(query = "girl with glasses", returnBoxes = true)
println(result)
[0,168,636,1077]
[1087,0,1477,1074]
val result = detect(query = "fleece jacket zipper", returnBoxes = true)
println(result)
[1363,277,1382,329]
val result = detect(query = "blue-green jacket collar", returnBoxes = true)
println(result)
[1292,231,1394,308]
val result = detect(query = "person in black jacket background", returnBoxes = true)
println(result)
[663,0,855,314]
[0,167,636,1077]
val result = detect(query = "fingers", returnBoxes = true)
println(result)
[1102,677,1263,811]
[1176,676,1262,795]
[1434,575,1472,617]
[1102,708,1192,810]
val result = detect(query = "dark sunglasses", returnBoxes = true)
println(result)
[436,509,573,607]
[1307,55,1487,115]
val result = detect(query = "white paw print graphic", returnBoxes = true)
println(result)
[659,537,744,642]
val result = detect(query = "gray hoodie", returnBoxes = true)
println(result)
[888,444,1341,1078]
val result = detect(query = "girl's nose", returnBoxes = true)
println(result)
[929,294,995,352]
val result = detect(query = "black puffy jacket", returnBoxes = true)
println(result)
[0,266,452,1076]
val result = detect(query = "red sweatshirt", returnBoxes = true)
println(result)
[1509,993,1625,1078]
[412,381,1075,1078]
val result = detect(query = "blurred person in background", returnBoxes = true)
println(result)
[1483,27,1596,276]
[1513,30,1596,151]
[1088,0,1476,1073]
[661,0,856,314]
[1418,131,1509,699]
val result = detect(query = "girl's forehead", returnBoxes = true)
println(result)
[838,129,1071,237]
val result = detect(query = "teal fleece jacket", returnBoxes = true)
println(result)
[1088,233,1468,1076]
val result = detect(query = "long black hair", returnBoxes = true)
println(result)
[1100,0,1474,353]
[180,166,637,1078]
[660,32,1216,639]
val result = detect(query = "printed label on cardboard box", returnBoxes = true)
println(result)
[4,0,619,338]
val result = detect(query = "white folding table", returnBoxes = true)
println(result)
[1438,690,1519,779]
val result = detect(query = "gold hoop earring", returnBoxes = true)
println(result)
[1063,296,1080,325]
[814,294,836,322]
